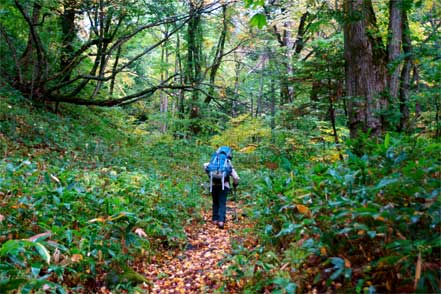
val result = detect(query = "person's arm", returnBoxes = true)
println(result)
[231,168,240,187]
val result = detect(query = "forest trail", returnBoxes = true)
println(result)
[140,201,243,293]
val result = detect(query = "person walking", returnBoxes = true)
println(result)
[204,146,240,229]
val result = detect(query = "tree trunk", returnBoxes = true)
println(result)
[110,45,121,96]
[205,4,228,104]
[328,76,343,160]
[17,1,46,92]
[60,1,77,81]
[256,68,264,116]
[344,0,387,138]
[232,52,241,118]
[310,81,321,102]
[398,8,411,132]
[387,0,403,100]
[270,75,276,132]
[186,0,203,133]
[160,32,169,133]
[19,2,42,68]
[250,93,254,116]
[175,33,185,117]
[280,19,295,104]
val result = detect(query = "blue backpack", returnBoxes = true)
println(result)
[206,146,233,191]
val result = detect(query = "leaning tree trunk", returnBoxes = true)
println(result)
[344,0,388,138]
[16,1,47,96]
[205,4,227,104]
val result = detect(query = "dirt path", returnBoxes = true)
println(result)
[141,202,241,293]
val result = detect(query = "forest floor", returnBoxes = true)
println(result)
[139,201,245,293]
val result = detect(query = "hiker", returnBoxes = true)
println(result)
[204,146,240,229]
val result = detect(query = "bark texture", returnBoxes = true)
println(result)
[387,0,403,100]
[344,0,387,137]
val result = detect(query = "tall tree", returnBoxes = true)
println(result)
[15,1,47,97]
[343,0,422,137]
[205,4,228,104]
[344,0,388,137]
[185,0,204,132]
[0,0,219,107]
[60,1,79,82]
[398,7,412,131]
[387,0,403,100]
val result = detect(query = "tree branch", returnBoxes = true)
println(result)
[15,0,47,83]
[47,74,183,106]
[0,24,22,83]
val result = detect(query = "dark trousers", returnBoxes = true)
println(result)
[211,185,229,223]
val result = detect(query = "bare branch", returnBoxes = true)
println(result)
[48,74,182,106]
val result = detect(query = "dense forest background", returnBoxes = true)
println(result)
[0,0,440,293]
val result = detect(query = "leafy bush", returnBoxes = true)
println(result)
[0,92,208,292]
[227,134,440,293]
[210,114,271,149]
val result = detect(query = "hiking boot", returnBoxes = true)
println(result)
[212,220,219,225]
[217,222,224,229]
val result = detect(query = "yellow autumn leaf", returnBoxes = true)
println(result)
[11,203,27,209]
[296,204,311,216]
[239,145,257,153]
[109,212,127,221]
[375,216,386,222]
[71,254,83,263]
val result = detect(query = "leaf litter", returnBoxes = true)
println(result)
[141,201,243,293]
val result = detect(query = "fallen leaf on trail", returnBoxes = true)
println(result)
[296,204,311,216]
[142,202,244,293]
[0,214,4,222]
[375,216,386,222]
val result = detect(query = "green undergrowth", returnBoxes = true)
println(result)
[226,134,441,294]
[0,90,209,293]
[2,88,440,294]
